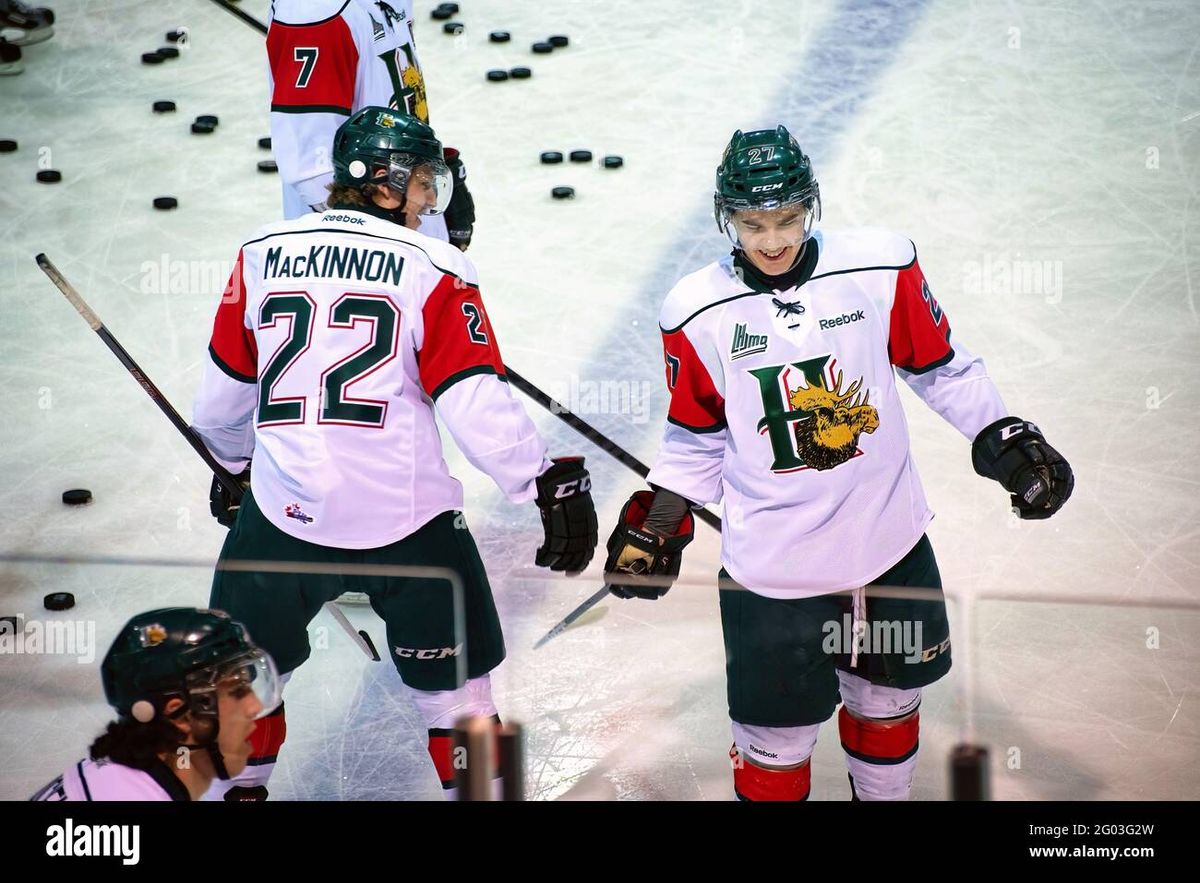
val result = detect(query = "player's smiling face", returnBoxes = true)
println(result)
[402,166,438,227]
[733,206,808,275]
[370,165,436,229]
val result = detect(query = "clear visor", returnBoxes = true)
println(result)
[386,153,454,216]
[186,649,282,719]
[717,194,820,249]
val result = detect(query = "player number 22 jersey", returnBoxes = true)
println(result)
[192,210,550,549]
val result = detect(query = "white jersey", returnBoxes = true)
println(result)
[266,0,446,240]
[31,758,188,801]
[646,228,1008,598]
[192,209,551,549]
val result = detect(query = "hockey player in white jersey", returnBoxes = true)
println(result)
[191,107,597,799]
[603,126,1073,801]
[32,608,281,801]
[267,0,475,250]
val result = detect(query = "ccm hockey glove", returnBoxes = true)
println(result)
[442,147,475,251]
[534,457,598,573]
[209,464,251,528]
[972,418,1073,519]
[604,490,695,599]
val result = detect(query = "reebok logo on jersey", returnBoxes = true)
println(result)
[730,323,769,360]
[818,309,866,330]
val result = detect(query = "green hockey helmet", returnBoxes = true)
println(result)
[100,607,281,726]
[714,125,821,245]
[331,106,453,215]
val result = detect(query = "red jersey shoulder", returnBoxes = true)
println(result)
[661,327,726,433]
[888,256,953,373]
[208,250,258,383]
[417,274,505,400]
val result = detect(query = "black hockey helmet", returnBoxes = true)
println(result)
[331,106,453,215]
[101,607,280,726]
[714,125,821,245]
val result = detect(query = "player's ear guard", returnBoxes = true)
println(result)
[534,457,598,572]
[604,490,695,599]
[972,418,1073,520]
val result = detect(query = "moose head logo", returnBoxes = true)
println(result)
[787,368,879,470]
[750,355,880,473]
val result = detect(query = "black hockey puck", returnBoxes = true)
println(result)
[489,31,510,43]
[166,29,186,43]
[540,150,563,164]
[62,489,92,505]
[431,7,453,20]
[532,41,553,54]
[0,139,17,152]
[195,114,218,127]
[486,69,509,82]
[257,160,278,173]
[548,35,569,48]
[44,592,75,611]
[443,21,464,35]
[551,186,575,200]
[602,155,624,169]
[258,136,272,149]
[142,51,165,65]
[156,46,180,59]
[569,149,592,163]
[36,169,61,183]
[191,121,215,134]
[509,66,531,79]
[437,2,460,12]
[152,100,176,113]
[153,196,178,210]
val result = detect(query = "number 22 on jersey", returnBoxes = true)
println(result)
[258,291,400,428]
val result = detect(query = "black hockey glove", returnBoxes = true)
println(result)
[972,418,1073,519]
[534,457,598,573]
[442,147,475,251]
[604,490,695,600]
[209,464,251,528]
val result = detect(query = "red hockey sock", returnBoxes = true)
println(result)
[838,706,920,800]
[730,744,811,801]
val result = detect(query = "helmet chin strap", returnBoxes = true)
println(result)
[178,713,233,781]
[330,180,410,227]
[205,741,232,781]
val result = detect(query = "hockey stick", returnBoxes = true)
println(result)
[207,0,268,35]
[35,254,378,661]
[324,597,381,661]
[509,365,724,648]
[505,368,722,533]
[532,583,612,650]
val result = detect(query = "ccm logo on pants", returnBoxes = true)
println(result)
[394,644,463,660]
